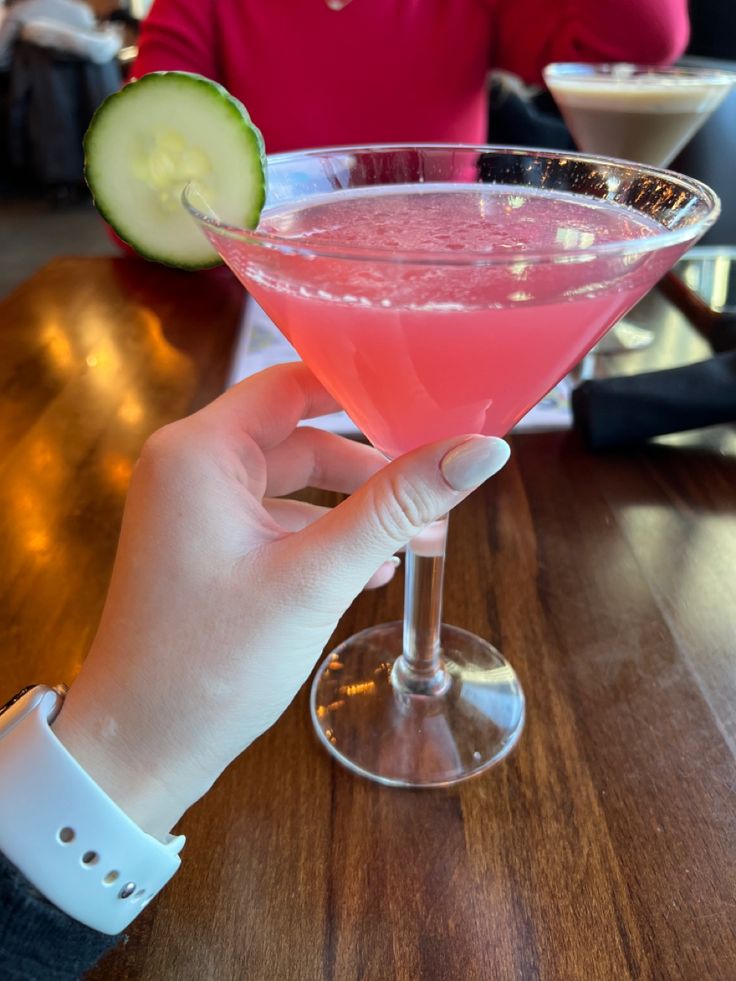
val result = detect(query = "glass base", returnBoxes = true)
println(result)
[595,318,654,353]
[310,621,525,788]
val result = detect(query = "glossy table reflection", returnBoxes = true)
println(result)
[1,258,735,980]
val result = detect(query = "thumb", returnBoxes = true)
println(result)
[298,434,510,596]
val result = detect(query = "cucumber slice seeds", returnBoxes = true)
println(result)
[84,72,266,269]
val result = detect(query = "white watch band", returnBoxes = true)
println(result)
[0,686,185,935]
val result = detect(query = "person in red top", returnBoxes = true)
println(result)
[132,0,689,152]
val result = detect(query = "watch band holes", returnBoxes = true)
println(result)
[119,882,136,899]
[81,850,99,866]
[132,888,146,902]
[103,870,120,885]
[58,827,75,844]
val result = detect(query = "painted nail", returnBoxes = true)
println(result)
[440,436,510,491]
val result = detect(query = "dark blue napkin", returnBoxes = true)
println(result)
[572,351,736,449]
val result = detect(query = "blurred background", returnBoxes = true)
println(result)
[0,0,734,301]
[0,0,152,296]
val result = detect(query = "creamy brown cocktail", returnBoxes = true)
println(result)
[543,64,733,167]
[543,64,733,351]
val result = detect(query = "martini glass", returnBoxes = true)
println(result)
[544,63,734,351]
[184,146,718,787]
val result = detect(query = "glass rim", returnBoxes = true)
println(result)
[182,143,721,267]
[543,62,736,87]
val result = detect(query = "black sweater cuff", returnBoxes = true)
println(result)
[0,849,121,980]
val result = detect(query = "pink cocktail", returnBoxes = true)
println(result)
[240,184,677,458]
[185,146,718,787]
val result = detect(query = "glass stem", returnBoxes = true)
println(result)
[391,515,451,697]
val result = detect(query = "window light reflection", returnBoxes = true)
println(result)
[41,321,74,372]
[118,395,145,426]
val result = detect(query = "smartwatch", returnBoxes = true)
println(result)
[0,685,185,935]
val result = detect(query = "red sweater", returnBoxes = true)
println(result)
[133,0,689,152]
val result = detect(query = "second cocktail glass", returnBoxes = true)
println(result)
[543,63,733,169]
[544,63,733,350]
[184,146,718,787]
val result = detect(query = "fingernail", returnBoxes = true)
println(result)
[440,436,510,491]
[388,555,401,567]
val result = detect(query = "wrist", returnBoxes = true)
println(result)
[51,690,188,842]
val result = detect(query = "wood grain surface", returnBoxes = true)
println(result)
[1,258,734,980]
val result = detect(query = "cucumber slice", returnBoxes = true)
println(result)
[84,72,266,269]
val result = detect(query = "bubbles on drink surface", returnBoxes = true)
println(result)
[221,184,663,310]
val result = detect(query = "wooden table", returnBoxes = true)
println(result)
[1,258,735,980]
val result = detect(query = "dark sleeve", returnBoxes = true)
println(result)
[0,850,121,981]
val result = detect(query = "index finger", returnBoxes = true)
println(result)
[198,362,343,451]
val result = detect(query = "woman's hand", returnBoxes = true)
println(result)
[53,364,509,838]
